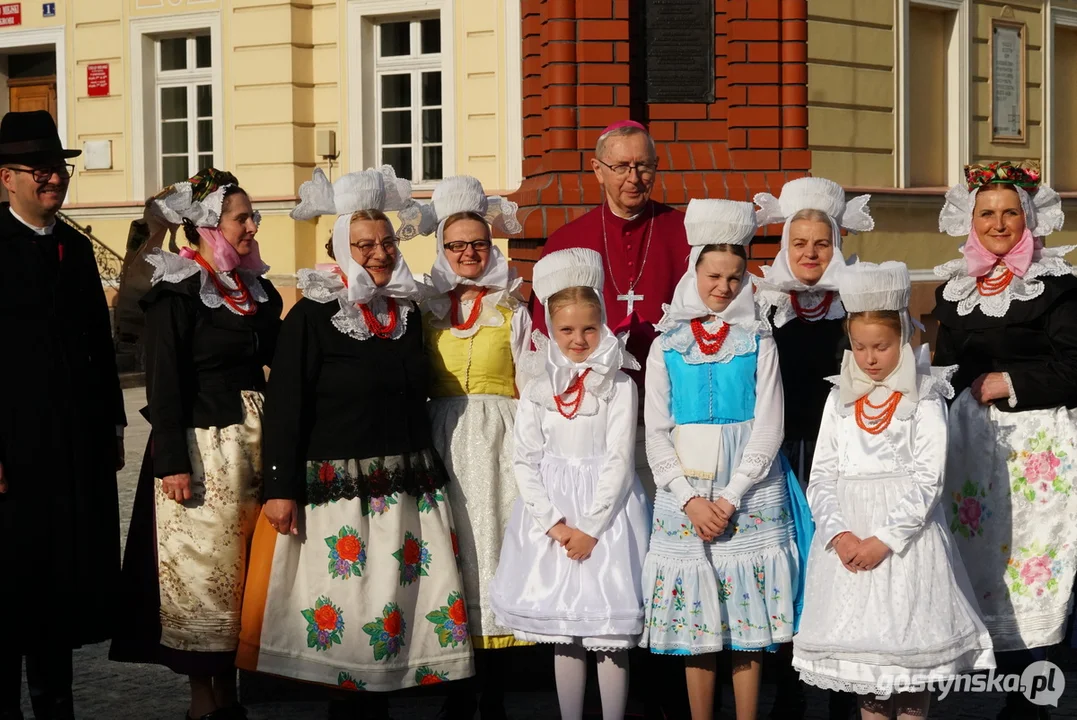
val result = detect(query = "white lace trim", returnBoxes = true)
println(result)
[420,277,523,339]
[656,319,765,365]
[933,247,1077,317]
[1002,370,1018,409]
[755,286,845,329]
[798,670,895,698]
[144,248,268,315]
[297,268,412,341]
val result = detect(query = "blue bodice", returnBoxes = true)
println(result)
[664,347,757,425]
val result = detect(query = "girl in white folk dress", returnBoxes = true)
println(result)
[792,261,995,719]
[490,248,651,720]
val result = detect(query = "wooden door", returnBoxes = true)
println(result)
[8,76,57,121]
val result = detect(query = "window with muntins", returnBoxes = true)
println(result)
[156,33,213,187]
[375,17,443,182]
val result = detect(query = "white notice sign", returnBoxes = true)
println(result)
[992,23,1024,141]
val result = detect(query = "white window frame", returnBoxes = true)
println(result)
[896,0,970,188]
[129,12,223,201]
[0,27,67,145]
[347,0,456,189]
[1045,2,1077,188]
[504,0,523,191]
[374,17,444,184]
[155,33,215,189]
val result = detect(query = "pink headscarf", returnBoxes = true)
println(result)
[179,227,264,273]
[961,226,1037,278]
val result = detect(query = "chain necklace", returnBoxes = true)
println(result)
[601,202,655,315]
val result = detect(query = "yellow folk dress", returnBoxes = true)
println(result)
[423,293,531,648]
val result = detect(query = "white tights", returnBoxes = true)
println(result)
[552,645,629,720]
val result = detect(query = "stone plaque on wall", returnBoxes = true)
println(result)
[640,0,715,104]
[991,19,1026,143]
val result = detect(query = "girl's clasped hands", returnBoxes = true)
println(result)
[832,531,891,572]
[683,496,735,541]
[548,522,599,560]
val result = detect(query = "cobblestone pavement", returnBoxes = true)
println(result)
[12,388,1077,718]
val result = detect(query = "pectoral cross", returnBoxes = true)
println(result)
[617,290,644,315]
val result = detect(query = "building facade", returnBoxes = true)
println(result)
[2,0,1075,311]
[0,0,522,278]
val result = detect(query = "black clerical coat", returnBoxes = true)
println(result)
[0,204,125,650]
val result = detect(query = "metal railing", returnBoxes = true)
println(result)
[57,210,124,288]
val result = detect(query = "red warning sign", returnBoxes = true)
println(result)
[0,4,22,27]
[88,63,109,97]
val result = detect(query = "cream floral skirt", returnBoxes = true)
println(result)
[155,390,264,652]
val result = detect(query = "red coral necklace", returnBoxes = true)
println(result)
[554,369,591,419]
[450,288,488,330]
[791,291,834,321]
[855,391,902,435]
[690,318,731,355]
[358,298,399,338]
[193,253,257,316]
[976,264,1015,296]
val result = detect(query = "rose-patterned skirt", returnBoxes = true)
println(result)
[237,450,475,691]
[945,389,1077,651]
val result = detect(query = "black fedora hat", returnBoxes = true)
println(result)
[0,110,81,166]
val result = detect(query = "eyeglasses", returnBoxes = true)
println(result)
[351,239,398,256]
[6,164,76,183]
[443,239,492,253]
[595,158,657,179]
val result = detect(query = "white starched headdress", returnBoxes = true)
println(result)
[658,199,761,330]
[419,175,523,294]
[753,176,873,292]
[938,183,1065,239]
[290,166,423,304]
[838,260,921,344]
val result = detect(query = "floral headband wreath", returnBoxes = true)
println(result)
[150,167,261,229]
[938,160,1065,238]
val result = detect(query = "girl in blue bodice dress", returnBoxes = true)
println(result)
[641,199,813,720]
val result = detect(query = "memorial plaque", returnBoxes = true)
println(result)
[641,0,714,104]
[991,19,1026,143]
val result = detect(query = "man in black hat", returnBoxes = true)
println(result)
[0,111,125,720]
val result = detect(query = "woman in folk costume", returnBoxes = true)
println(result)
[237,167,473,717]
[417,175,530,718]
[640,199,813,720]
[753,176,872,483]
[490,248,650,720]
[110,169,283,720]
[792,261,994,720]
[932,161,1074,720]
[752,177,871,720]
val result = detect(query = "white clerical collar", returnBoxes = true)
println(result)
[606,202,644,222]
[9,207,56,235]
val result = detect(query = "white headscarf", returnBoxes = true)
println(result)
[656,199,762,332]
[417,175,522,294]
[753,177,874,293]
[291,166,424,304]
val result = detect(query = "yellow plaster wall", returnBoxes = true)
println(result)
[969,0,1044,163]
[805,0,896,188]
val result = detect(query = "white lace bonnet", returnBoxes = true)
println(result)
[660,199,759,329]
[149,171,260,230]
[291,166,421,303]
[421,175,523,293]
[838,261,918,342]
[938,161,1065,238]
[753,176,874,291]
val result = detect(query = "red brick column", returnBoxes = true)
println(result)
[509,0,811,289]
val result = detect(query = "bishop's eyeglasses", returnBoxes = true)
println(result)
[595,158,657,179]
